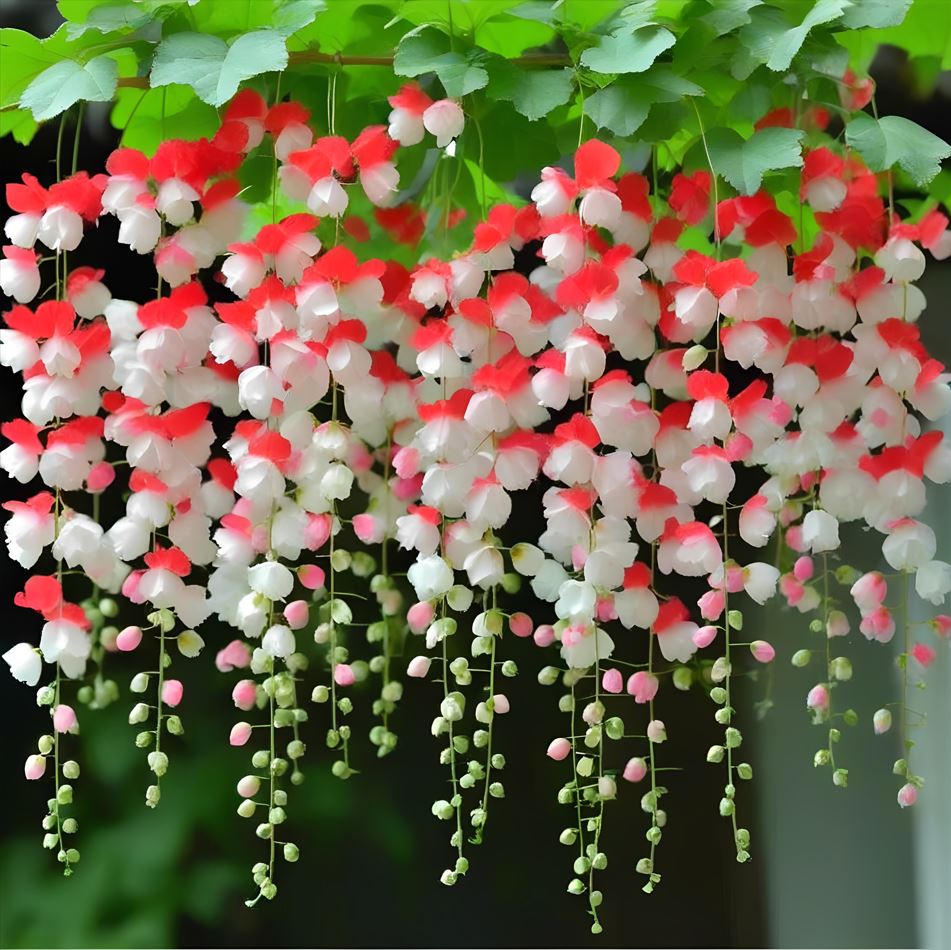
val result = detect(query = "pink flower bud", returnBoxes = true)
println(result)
[352,513,383,544]
[24,754,46,780]
[647,719,667,743]
[601,668,623,694]
[121,570,144,603]
[859,605,896,643]
[284,600,310,630]
[807,684,830,713]
[596,596,617,622]
[407,655,431,678]
[793,556,814,582]
[161,679,183,708]
[533,624,555,648]
[230,722,252,746]
[698,589,725,621]
[623,757,648,783]
[116,625,143,652]
[693,625,718,649]
[297,564,325,590]
[216,639,251,672]
[873,708,893,735]
[492,693,510,714]
[897,782,918,808]
[232,679,257,710]
[86,461,116,492]
[547,737,571,761]
[724,565,744,593]
[750,640,775,663]
[236,775,261,799]
[509,612,533,637]
[334,663,355,687]
[52,704,77,733]
[911,642,937,667]
[627,671,659,704]
[304,513,332,551]
[571,545,587,571]
[407,600,435,634]
[933,614,951,638]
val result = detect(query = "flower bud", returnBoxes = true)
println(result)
[62,760,80,780]
[148,751,169,777]
[647,719,666,743]
[750,640,775,663]
[230,722,253,746]
[538,665,560,686]
[792,649,812,667]
[24,754,46,780]
[116,626,143,652]
[672,667,694,691]
[547,737,571,761]
[873,708,893,735]
[682,344,708,371]
[706,745,725,764]
[623,757,648,783]
[829,656,852,681]
[130,672,149,693]
[128,702,150,725]
[897,782,918,808]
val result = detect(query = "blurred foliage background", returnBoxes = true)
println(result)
[1,1,950,948]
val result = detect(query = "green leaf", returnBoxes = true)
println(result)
[705,126,804,194]
[738,0,850,73]
[64,3,151,38]
[580,25,676,73]
[840,0,911,28]
[20,53,119,121]
[488,62,574,121]
[150,29,288,106]
[583,84,651,136]
[272,0,327,37]
[393,28,488,96]
[0,108,38,145]
[845,113,951,187]
[702,0,762,35]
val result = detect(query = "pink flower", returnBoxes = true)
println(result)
[750,640,775,663]
[692,625,718,649]
[509,612,533,637]
[623,757,648,783]
[533,624,556,648]
[627,671,659,704]
[116,625,143,652]
[232,679,257,711]
[284,600,310,629]
[897,783,918,808]
[547,737,571,761]
[807,684,830,714]
[229,722,252,746]
[216,640,251,673]
[793,556,814,582]
[407,600,435,633]
[161,679,184,708]
[297,564,325,590]
[601,668,623,694]
[407,655,431,678]
[911,643,937,667]
[24,754,46,780]
[52,704,77,733]
[334,664,355,687]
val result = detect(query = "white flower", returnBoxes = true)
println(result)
[422,99,464,147]
[3,642,42,686]
[562,625,615,669]
[555,580,597,621]
[262,624,295,659]
[801,509,840,554]
[915,560,951,606]
[248,561,295,601]
[407,555,454,601]
[882,520,937,572]
[743,562,780,605]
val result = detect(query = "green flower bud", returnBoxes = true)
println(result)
[440,870,458,887]
[489,782,504,799]
[830,656,853,681]
[62,817,79,834]
[331,760,351,779]
[255,823,273,840]
[251,750,270,769]
[833,768,849,788]
[727,609,743,630]
[148,751,169,777]
[500,573,521,595]
[237,800,256,819]
[792,649,812,668]
[165,715,184,736]
[843,708,859,727]
[135,730,153,749]
[538,666,560,686]
[130,673,149,694]
[559,828,577,846]
[604,716,624,740]
[814,749,831,767]
[710,686,727,705]
[38,734,53,756]
[432,799,454,821]
[145,784,161,808]
[283,843,300,863]
[567,878,586,896]
[62,760,80,780]
[719,797,734,816]
[37,686,56,706]
[725,727,742,749]
[287,739,306,760]
[501,660,518,677]
[706,745,725,764]
[311,685,330,704]
[672,667,694,691]
[737,762,753,780]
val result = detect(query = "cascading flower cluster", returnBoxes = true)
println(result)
[2,77,949,926]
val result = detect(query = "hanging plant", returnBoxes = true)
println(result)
[2,0,950,936]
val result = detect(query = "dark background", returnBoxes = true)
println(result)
[1,2,949,947]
